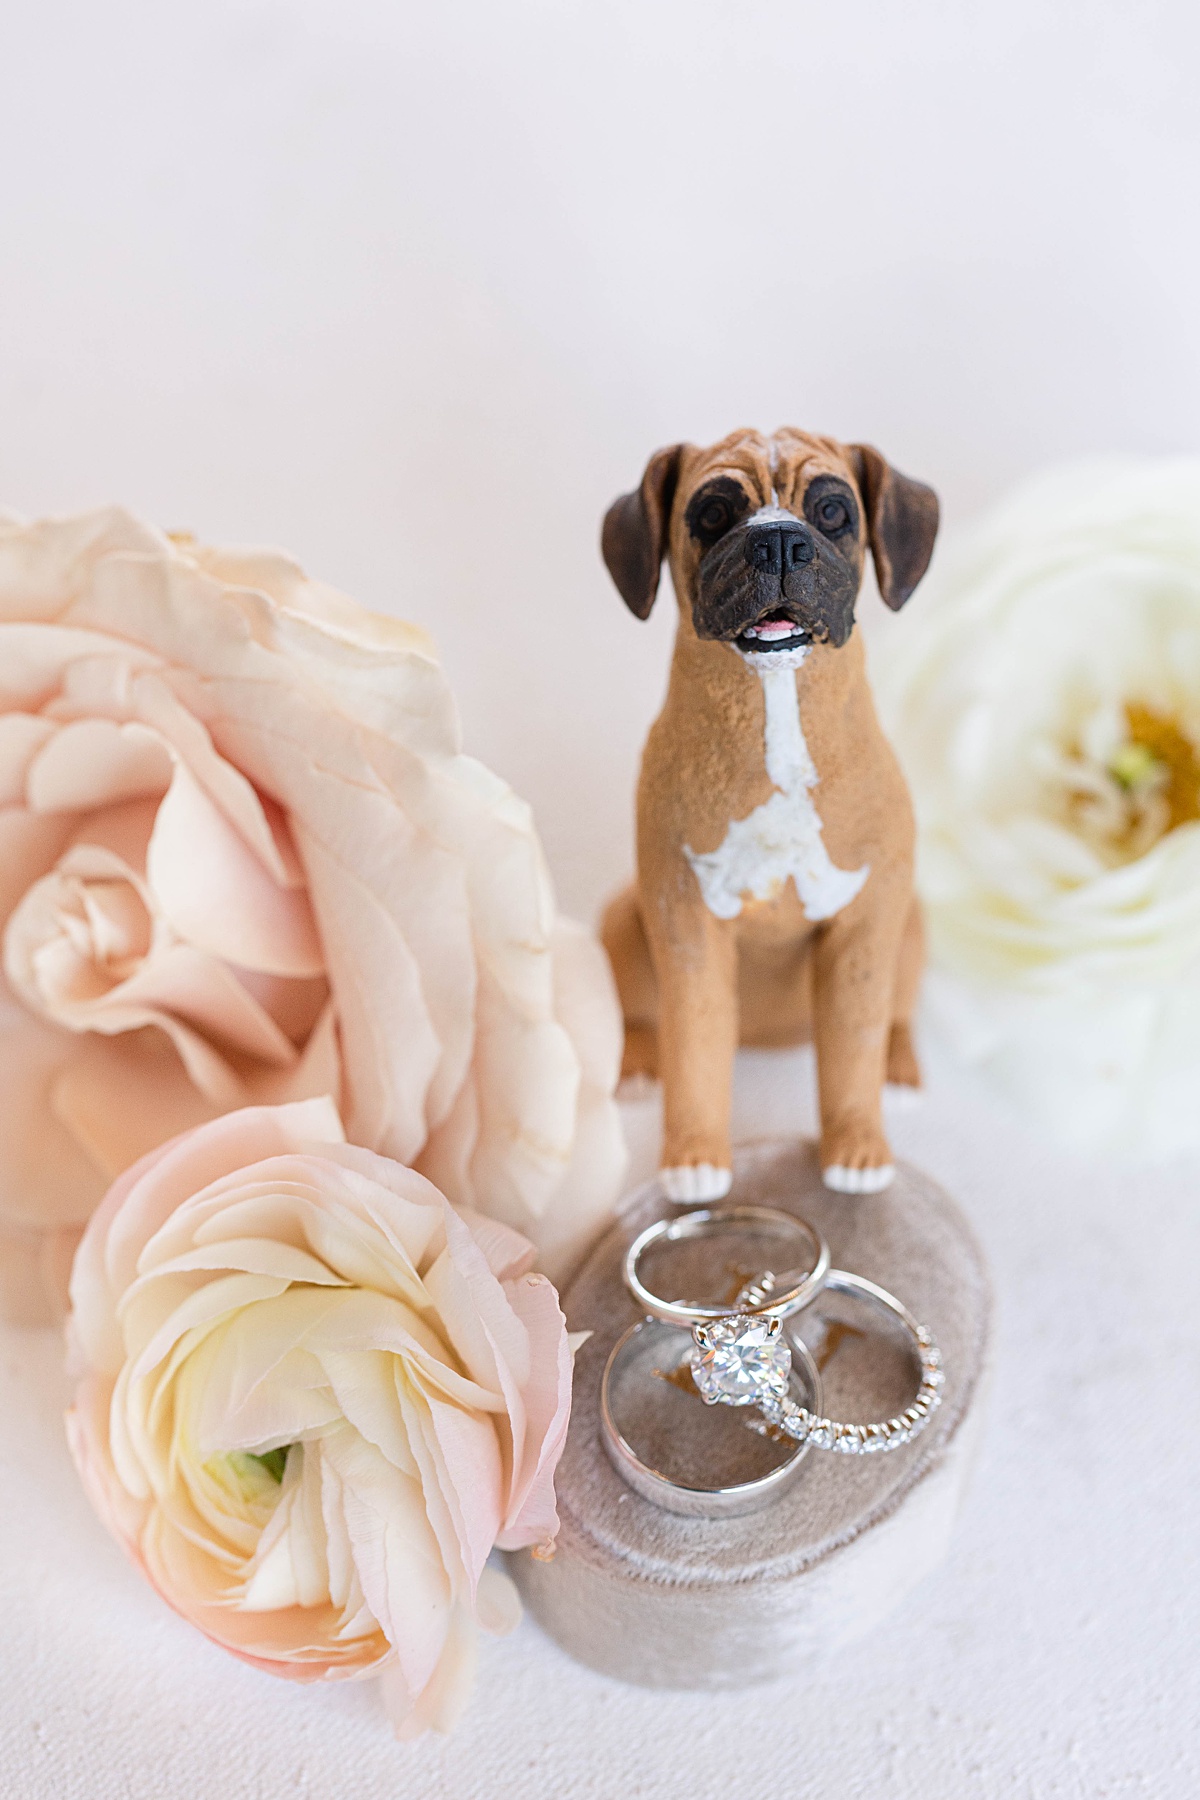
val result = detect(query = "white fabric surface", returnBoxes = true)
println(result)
[3,1045,1198,1799]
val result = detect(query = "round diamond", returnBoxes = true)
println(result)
[691,1314,791,1407]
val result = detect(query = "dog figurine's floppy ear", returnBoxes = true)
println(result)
[848,445,939,611]
[601,443,686,619]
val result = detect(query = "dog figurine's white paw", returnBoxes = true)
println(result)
[822,1162,895,1195]
[660,1163,733,1203]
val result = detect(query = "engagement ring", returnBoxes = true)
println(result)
[691,1269,944,1453]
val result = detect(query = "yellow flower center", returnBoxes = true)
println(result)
[1113,704,1200,831]
[1062,703,1200,865]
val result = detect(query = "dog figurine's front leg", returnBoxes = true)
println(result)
[811,887,908,1193]
[642,886,739,1201]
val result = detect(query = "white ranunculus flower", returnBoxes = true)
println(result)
[66,1099,576,1738]
[876,459,1200,1156]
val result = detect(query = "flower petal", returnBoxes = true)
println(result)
[147,762,322,977]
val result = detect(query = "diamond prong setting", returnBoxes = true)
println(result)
[689,1312,792,1408]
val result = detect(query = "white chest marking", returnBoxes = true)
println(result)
[684,653,869,923]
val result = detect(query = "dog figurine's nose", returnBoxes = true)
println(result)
[743,520,815,574]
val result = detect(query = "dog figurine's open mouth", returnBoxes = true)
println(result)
[734,610,813,655]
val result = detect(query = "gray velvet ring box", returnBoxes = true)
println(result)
[511,1137,991,1689]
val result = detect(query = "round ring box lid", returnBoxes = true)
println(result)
[510,1136,991,1690]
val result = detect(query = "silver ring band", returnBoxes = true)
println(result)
[692,1268,944,1455]
[623,1205,830,1328]
[600,1317,824,1517]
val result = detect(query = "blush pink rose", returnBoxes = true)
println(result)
[66,1098,573,1738]
[0,506,624,1321]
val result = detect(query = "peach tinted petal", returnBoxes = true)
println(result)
[65,1369,151,1551]
[476,1563,522,1638]
[493,1270,572,1548]
[0,990,108,1232]
[147,763,322,977]
[25,718,172,813]
[0,808,75,929]
[0,714,55,804]
[420,1205,531,1397]
[397,1377,503,1590]
[525,920,627,1282]
[0,507,167,622]
[69,1098,346,1363]
[0,1218,85,1325]
[197,672,475,1140]
[243,997,341,1112]
[383,1602,478,1742]
[122,662,296,888]
[450,1209,537,1286]
[263,603,455,752]
[465,976,581,1213]
[50,1026,221,1184]
[293,782,473,1136]
[318,1425,452,1700]
[295,828,447,1162]
[6,869,300,1096]
[0,622,159,711]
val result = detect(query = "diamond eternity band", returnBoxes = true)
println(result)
[690,1290,944,1454]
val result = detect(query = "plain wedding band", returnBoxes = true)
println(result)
[623,1205,830,1328]
[599,1316,825,1518]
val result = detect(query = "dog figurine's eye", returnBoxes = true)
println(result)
[697,498,732,536]
[685,478,750,549]
[815,496,850,535]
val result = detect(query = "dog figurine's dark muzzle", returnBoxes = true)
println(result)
[692,518,861,650]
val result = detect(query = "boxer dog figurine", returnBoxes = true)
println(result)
[600,429,938,1200]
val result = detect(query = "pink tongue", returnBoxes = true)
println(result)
[754,619,796,640]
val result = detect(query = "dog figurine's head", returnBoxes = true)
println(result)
[601,429,939,654]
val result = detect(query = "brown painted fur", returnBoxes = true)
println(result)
[600,428,937,1191]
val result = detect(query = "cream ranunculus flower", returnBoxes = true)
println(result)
[876,459,1200,1155]
[66,1098,573,1738]
[0,507,624,1320]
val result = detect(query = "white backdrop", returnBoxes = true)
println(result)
[3,0,1200,919]
[2,5,1200,1797]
